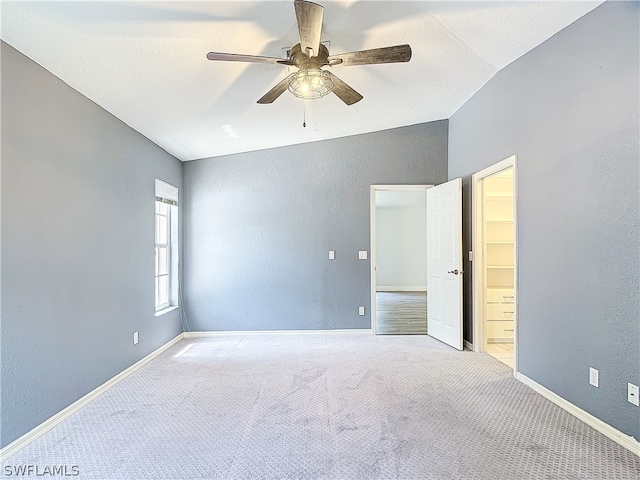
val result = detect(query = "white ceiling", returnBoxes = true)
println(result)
[1,1,602,161]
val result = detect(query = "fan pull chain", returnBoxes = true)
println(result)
[302,100,306,128]
[314,99,318,131]
[302,100,321,129]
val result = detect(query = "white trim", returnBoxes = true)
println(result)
[370,184,432,335]
[376,286,427,292]
[154,305,180,317]
[471,171,481,351]
[371,185,434,191]
[154,178,178,204]
[0,333,185,462]
[516,372,640,456]
[183,329,372,338]
[471,156,518,375]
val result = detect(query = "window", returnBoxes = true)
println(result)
[155,179,178,313]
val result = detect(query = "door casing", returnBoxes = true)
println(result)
[471,155,518,373]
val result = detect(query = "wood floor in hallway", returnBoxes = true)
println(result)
[375,291,427,335]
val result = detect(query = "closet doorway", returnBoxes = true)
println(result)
[472,156,517,371]
[370,185,431,335]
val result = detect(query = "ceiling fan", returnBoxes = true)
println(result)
[206,0,412,106]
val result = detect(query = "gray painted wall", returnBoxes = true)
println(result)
[448,2,639,439]
[1,42,183,448]
[183,121,447,331]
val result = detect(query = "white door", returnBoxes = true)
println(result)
[427,178,463,350]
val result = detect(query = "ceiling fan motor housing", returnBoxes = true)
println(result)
[288,43,330,68]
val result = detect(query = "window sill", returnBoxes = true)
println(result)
[155,305,180,317]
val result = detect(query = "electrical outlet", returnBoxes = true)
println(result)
[329,250,335,260]
[358,250,368,260]
[589,367,599,388]
[628,383,639,406]
[133,331,139,345]
[358,306,365,316]
[469,251,473,262]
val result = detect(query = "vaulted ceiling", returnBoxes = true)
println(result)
[1,1,602,161]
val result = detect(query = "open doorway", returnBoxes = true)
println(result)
[370,185,431,335]
[472,156,517,370]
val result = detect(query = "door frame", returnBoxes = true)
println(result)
[471,155,518,372]
[369,185,432,335]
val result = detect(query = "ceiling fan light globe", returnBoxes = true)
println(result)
[288,68,333,100]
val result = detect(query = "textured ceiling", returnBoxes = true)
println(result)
[1,1,602,161]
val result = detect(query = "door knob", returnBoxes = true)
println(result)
[447,269,462,275]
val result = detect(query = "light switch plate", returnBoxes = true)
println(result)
[628,383,639,406]
[133,331,139,345]
[329,250,335,260]
[358,251,368,260]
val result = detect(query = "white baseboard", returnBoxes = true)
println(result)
[376,286,427,292]
[184,329,372,338]
[516,372,640,457]
[0,333,185,462]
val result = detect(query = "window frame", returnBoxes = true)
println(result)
[154,179,179,315]
[155,199,172,312]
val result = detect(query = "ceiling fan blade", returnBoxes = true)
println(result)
[257,74,296,104]
[328,44,412,67]
[294,0,324,57]
[326,72,362,106]
[207,52,293,66]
